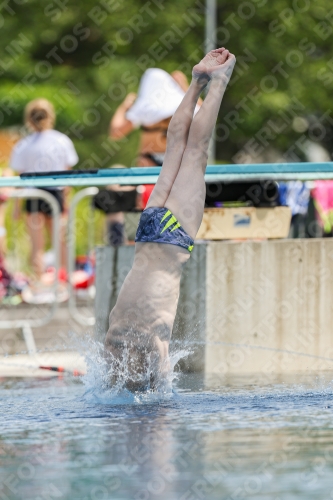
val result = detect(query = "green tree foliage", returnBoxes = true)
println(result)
[0,0,332,165]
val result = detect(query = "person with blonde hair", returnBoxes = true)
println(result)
[24,98,56,132]
[10,98,78,295]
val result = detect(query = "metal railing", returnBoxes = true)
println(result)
[67,187,98,326]
[0,189,60,353]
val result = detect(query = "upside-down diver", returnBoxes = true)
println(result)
[104,48,236,390]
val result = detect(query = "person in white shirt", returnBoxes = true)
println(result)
[10,98,78,281]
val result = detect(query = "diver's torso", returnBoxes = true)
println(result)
[105,242,190,347]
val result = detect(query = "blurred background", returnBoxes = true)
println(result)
[1,0,333,306]
[0,0,332,167]
[2,4,333,496]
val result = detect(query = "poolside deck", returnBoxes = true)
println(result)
[0,302,89,376]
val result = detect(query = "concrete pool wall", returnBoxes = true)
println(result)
[95,239,333,374]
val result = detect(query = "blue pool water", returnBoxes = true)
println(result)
[1,371,333,500]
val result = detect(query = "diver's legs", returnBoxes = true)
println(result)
[146,76,206,208]
[165,50,236,239]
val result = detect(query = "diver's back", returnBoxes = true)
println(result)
[104,242,190,390]
[106,242,189,341]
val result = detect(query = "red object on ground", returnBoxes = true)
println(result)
[43,267,68,283]
[72,255,95,289]
[58,268,67,282]
[39,365,84,376]
[142,184,155,208]
[39,365,65,372]
[72,270,91,289]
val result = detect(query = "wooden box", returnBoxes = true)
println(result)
[196,207,292,240]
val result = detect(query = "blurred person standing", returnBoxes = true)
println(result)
[106,69,201,245]
[110,69,196,167]
[312,180,333,237]
[9,99,78,292]
[278,181,311,238]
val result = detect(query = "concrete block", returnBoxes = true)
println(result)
[206,239,333,375]
[95,239,333,375]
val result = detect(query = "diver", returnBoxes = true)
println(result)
[104,48,236,390]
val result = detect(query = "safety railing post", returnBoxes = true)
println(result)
[67,187,99,326]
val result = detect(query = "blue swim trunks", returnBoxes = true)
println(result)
[135,207,194,253]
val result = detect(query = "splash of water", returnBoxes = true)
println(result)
[69,332,191,404]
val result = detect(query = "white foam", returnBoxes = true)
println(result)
[69,332,191,404]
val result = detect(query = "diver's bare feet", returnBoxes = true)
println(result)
[192,48,236,86]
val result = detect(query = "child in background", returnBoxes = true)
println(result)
[10,99,78,297]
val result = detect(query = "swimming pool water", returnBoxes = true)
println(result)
[1,373,333,500]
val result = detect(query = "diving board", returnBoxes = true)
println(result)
[0,163,333,187]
